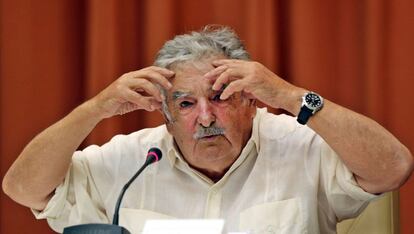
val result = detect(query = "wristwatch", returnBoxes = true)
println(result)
[297,91,324,125]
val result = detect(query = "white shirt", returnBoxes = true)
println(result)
[33,108,377,234]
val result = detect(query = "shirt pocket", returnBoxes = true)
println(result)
[119,208,175,234]
[239,198,305,234]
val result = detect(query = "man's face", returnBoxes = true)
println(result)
[165,59,256,174]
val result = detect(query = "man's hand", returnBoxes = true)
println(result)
[204,59,303,114]
[205,59,413,194]
[92,66,174,119]
[2,66,174,210]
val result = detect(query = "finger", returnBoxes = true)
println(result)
[124,90,160,111]
[149,98,162,110]
[146,70,174,90]
[146,66,175,78]
[123,90,150,110]
[141,97,162,111]
[212,59,241,67]
[117,102,140,115]
[212,70,232,90]
[212,69,242,90]
[126,78,162,102]
[220,80,246,100]
[128,69,173,90]
[204,65,227,79]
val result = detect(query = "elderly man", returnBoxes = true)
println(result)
[3,26,413,233]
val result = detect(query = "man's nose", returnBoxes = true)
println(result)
[197,99,215,127]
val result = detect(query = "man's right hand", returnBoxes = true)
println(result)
[91,66,174,119]
[2,66,174,210]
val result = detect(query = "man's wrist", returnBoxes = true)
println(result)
[76,99,107,124]
[279,87,306,116]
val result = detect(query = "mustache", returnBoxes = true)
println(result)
[193,125,225,139]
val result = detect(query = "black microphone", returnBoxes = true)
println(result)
[63,147,163,234]
[112,147,162,225]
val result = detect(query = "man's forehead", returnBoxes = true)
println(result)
[173,58,218,73]
[173,65,213,80]
[169,69,216,98]
[170,86,219,100]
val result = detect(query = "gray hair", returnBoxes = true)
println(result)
[154,26,250,123]
[154,25,250,69]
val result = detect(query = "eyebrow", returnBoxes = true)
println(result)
[172,91,192,100]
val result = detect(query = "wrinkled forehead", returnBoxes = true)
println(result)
[168,61,217,97]
[171,59,216,81]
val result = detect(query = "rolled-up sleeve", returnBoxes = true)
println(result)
[31,145,114,233]
[318,140,380,222]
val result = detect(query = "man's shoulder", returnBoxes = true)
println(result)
[110,125,170,146]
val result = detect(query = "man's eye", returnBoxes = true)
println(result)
[179,101,193,108]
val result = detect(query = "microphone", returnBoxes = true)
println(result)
[112,147,162,225]
[63,147,163,234]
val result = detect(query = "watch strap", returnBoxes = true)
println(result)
[297,105,313,125]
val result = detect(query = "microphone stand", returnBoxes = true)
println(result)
[112,158,153,225]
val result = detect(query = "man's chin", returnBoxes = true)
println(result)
[195,149,229,162]
[195,137,230,156]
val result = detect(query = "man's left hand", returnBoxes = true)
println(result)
[204,59,303,114]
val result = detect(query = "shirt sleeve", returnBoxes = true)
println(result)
[31,144,116,233]
[318,140,381,222]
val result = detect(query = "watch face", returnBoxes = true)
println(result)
[305,93,323,108]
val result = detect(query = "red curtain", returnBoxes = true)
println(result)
[1,0,413,233]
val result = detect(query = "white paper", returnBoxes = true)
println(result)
[142,219,224,234]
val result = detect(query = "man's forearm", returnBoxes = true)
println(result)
[2,100,103,210]
[2,67,172,211]
[207,59,414,193]
[304,98,413,193]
